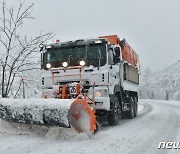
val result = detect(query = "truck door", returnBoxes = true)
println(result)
[108,46,120,95]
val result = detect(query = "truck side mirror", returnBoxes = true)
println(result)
[114,47,120,57]
[39,44,45,52]
[113,47,121,64]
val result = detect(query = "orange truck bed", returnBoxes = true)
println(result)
[99,35,139,68]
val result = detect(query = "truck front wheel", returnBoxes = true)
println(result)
[107,96,120,126]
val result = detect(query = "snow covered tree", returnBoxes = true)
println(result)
[142,67,152,99]
[0,1,53,98]
[144,67,151,87]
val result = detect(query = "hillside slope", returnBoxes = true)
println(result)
[139,60,180,100]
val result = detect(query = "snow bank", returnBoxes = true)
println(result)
[0,98,73,109]
[0,98,75,127]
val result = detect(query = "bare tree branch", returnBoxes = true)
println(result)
[0,1,54,97]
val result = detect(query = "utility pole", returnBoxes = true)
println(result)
[21,76,25,99]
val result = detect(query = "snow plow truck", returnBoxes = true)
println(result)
[0,35,139,135]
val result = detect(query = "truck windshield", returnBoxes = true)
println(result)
[43,44,106,69]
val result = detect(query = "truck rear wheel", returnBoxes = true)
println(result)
[127,96,134,119]
[107,96,120,126]
[133,97,138,117]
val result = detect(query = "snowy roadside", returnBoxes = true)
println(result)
[0,99,180,154]
[0,99,144,136]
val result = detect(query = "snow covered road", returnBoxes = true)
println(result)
[0,99,180,154]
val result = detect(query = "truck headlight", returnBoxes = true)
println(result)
[95,91,101,97]
[46,63,51,69]
[62,62,68,67]
[87,87,108,99]
[80,60,85,66]
[95,89,108,97]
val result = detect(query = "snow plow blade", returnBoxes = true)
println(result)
[69,99,96,134]
[0,98,96,134]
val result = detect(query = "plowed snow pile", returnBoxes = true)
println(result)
[0,98,74,127]
[0,98,91,139]
[0,118,89,139]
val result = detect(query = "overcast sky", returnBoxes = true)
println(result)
[5,0,180,72]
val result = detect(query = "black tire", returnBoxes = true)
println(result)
[107,96,120,126]
[133,97,138,117]
[126,96,134,119]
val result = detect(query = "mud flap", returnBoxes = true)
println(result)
[68,99,96,135]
